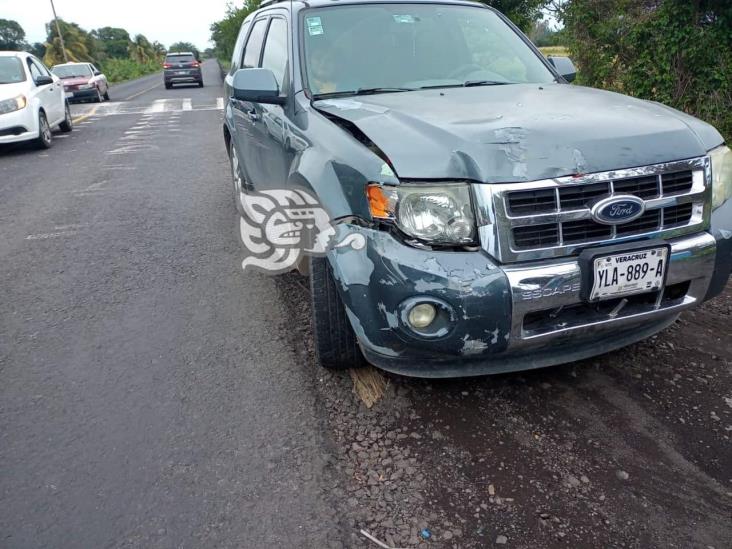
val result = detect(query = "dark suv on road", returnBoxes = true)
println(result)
[163,52,203,89]
[223,0,732,377]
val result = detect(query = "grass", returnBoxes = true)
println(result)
[539,46,570,57]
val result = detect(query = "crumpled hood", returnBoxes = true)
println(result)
[314,83,723,183]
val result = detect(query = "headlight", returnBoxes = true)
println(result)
[367,183,476,245]
[78,83,94,90]
[0,95,27,114]
[710,145,732,210]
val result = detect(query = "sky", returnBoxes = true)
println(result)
[0,0,233,50]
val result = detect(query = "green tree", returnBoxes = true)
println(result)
[559,0,732,141]
[92,27,131,59]
[128,34,155,64]
[479,0,547,32]
[0,18,27,50]
[168,41,200,59]
[43,19,95,65]
[210,1,260,62]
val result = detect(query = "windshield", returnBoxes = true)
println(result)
[0,57,26,84]
[52,64,92,79]
[302,3,554,97]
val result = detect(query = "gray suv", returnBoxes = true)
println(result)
[163,52,203,88]
[223,0,732,377]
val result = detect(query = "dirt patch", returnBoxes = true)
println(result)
[276,273,731,548]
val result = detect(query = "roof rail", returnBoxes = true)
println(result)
[259,0,289,8]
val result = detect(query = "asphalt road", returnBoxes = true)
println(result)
[1,62,342,548]
[1,61,730,549]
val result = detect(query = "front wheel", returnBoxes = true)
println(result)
[198,80,204,88]
[94,88,103,103]
[34,111,52,149]
[59,102,73,133]
[309,256,365,370]
[103,89,110,101]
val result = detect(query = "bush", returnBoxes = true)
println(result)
[99,58,161,83]
[561,0,732,142]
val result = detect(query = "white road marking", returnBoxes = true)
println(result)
[182,98,192,111]
[143,99,167,114]
[26,231,77,240]
[216,97,224,110]
[103,165,137,170]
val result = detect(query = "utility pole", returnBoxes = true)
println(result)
[49,0,68,63]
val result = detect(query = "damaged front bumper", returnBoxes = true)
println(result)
[327,200,732,378]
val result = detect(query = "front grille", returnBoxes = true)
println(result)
[662,171,693,195]
[559,182,608,210]
[506,188,556,215]
[480,158,708,262]
[513,224,559,248]
[512,204,697,250]
[663,203,693,227]
[614,175,660,199]
[562,219,612,244]
[616,210,661,236]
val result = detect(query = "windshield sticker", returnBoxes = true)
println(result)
[393,14,416,24]
[306,17,324,36]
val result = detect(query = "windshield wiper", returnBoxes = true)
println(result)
[463,80,513,87]
[313,87,414,100]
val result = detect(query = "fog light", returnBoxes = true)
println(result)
[408,303,437,329]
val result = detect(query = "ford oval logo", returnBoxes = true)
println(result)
[590,195,645,225]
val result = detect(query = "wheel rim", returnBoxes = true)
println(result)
[41,116,51,143]
[231,146,243,194]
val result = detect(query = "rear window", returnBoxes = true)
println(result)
[165,54,196,63]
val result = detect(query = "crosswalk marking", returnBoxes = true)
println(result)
[143,99,167,114]
[73,97,225,118]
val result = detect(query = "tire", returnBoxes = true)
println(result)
[309,256,365,370]
[165,82,172,90]
[198,80,204,88]
[94,88,103,103]
[103,89,110,101]
[59,102,73,133]
[34,111,52,149]
[229,141,246,215]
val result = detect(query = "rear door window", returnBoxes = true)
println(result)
[242,19,268,69]
[261,18,288,89]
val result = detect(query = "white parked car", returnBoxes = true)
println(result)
[0,51,72,149]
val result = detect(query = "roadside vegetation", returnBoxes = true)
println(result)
[210,0,731,141]
[0,18,200,84]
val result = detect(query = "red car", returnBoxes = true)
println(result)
[51,62,110,103]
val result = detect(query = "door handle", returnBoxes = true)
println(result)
[247,109,259,122]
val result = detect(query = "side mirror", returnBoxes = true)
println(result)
[232,68,285,105]
[34,75,54,86]
[93,70,101,76]
[548,56,577,83]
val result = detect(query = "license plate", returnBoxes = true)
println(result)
[177,71,187,75]
[65,92,73,98]
[590,247,668,301]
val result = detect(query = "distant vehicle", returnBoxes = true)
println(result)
[0,51,72,149]
[52,62,110,103]
[163,52,203,89]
